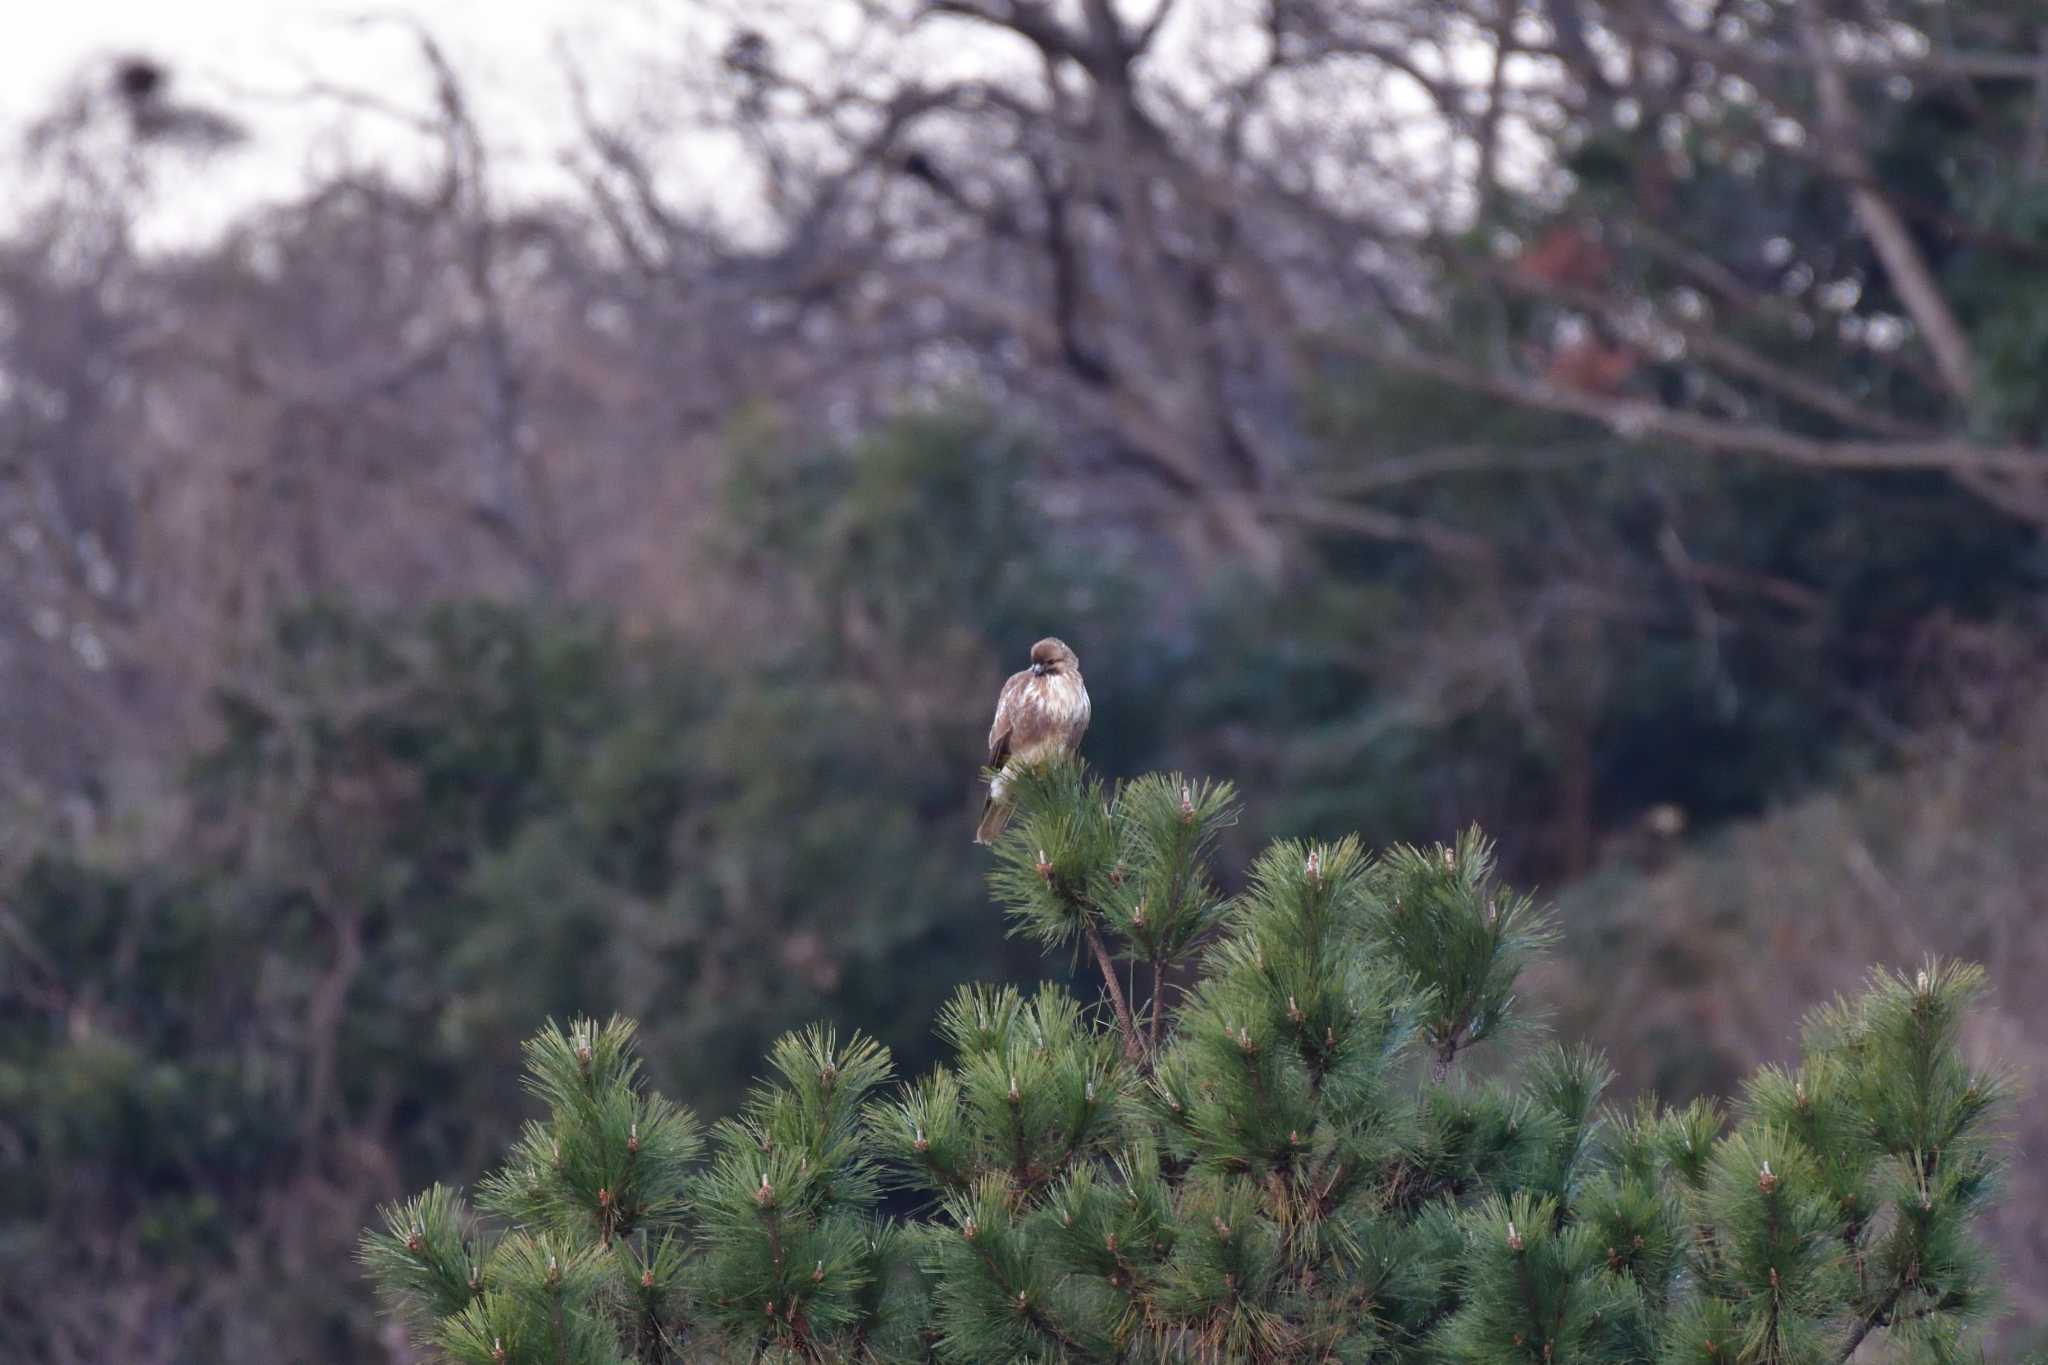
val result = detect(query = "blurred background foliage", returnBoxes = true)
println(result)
[5,0,2048,1359]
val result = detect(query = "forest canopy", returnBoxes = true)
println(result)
[3,1,2047,1359]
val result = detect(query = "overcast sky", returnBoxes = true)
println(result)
[4,2,1464,248]
[4,0,700,241]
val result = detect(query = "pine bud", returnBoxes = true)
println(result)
[1008,1075,1022,1104]
[962,1218,978,1241]
[1104,1232,1118,1252]
[1443,847,1456,871]
[1236,1027,1257,1055]
[1212,1218,1231,1241]
[1109,862,1127,886]
[1131,898,1147,928]
[913,1125,929,1154]
[598,1186,611,1209]
[641,1268,655,1289]
[819,1062,838,1088]
[764,1300,775,1317]
[1304,849,1320,884]
[1506,1221,1524,1252]
[756,1172,775,1207]
[546,1253,561,1288]
[1035,850,1054,882]
[468,1264,482,1294]
[1289,1129,1302,1146]
[812,1260,825,1283]
[1180,785,1194,822]
[577,1041,593,1070]
[493,1338,507,1365]
[1016,1289,1030,1313]
[1794,1082,1807,1108]
[1758,1160,1777,1194]
[628,1122,640,1154]
[1084,1080,1096,1103]
[1286,995,1303,1024]
[405,1224,424,1254]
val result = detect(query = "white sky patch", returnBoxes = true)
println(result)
[4,1,1504,249]
[3,0,719,244]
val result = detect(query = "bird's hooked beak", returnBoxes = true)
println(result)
[1030,661,1046,676]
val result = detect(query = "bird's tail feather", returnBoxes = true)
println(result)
[974,796,1010,846]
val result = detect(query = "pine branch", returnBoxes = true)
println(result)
[967,1237,1091,1358]
[1834,1284,1902,1365]
[1084,914,1145,1066]
[363,779,2013,1364]
[1429,1032,1462,1084]
[1147,958,1166,1054]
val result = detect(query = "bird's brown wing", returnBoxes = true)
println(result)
[986,667,1031,769]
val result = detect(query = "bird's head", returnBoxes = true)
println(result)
[1029,637,1079,677]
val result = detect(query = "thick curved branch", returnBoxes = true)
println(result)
[1338,338,2048,484]
[1803,17,1976,403]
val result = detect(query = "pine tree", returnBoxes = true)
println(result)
[363,763,2015,1362]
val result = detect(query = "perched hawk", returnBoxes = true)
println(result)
[975,637,1091,845]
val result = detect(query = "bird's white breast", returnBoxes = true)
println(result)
[1010,672,1089,764]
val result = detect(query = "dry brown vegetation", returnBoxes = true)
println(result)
[1542,651,2048,1340]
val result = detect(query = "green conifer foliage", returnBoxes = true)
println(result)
[365,765,2014,1362]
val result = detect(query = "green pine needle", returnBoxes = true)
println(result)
[361,774,2017,1364]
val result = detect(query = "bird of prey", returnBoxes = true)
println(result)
[975,637,1091,845]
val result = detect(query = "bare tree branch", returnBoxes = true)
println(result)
[1261,495,1500,564]
[1339,337,2046,483]
[1802,16,1976,403]
[1642,18,2048,82]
